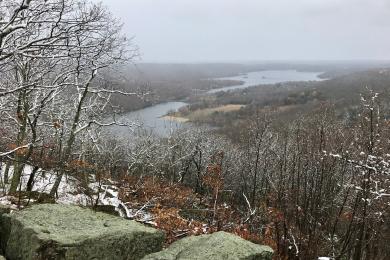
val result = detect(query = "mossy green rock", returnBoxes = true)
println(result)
[0,205,11,216]
[1,204,164,260]
[143,231,273,260]
[0,205,11,255]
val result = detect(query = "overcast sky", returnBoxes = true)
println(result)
[99,0,390,62]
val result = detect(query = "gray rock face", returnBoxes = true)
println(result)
[143,231,274,260]
[0,205,11,216]
[0,204,164,260]
[0,204,11,256]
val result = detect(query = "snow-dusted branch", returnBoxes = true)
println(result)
[0,143,32,157]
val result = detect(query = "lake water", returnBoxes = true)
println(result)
[110,101,188,138]
[113,70,324,137]
[208,70,324,93]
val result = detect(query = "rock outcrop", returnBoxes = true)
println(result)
[0,204,164,260]
[0,205,10,215]
[0,204,274,260]
[0,204,11,256]
[143,231,273,260]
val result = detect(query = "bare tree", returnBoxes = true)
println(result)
[0,1,138,195]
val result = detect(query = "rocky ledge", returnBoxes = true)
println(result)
[0,204,273,260]
[0,204,164,260]
[143,231,273,260]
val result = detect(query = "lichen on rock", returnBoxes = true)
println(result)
[0,204,11,256]
[1,204,165,260]
[143,231,274,260]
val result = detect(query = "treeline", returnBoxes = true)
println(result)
[213,69,390,108]
[181,69,390,140]
[105,62,390,113]
[105,69,245,113]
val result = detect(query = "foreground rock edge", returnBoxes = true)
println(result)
[0,204,164,260]
[0,204,273,260]
[143,231,274,260]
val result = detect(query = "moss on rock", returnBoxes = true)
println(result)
[0,205,10,216]
[143,231,273,260]
[0,204,11,255]
[1,204,164,260]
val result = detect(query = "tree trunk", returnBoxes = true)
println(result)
[26,166,39,192]
[3,162,11,184]
[50,71,95,196]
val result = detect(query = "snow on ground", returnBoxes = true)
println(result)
[0,164,90,205]
[0,163,154,223]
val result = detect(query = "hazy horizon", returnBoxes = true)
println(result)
[133,59,390,65]
[99,0,390,63]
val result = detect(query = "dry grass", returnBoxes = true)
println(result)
[188,104,244,121]
[164,104,245,122]
[161,115,190,123]
[205,104,245,113]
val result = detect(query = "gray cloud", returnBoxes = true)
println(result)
[99,0,390,62]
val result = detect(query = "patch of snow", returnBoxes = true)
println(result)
[0,163,153,223]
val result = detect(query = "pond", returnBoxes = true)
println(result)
[110,101,188,138]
